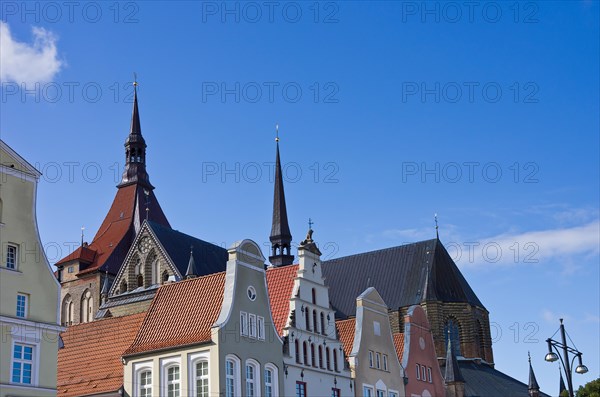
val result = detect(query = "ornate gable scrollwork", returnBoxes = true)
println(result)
[108,225,180,298]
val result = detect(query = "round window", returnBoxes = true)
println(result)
[247,286,257,301]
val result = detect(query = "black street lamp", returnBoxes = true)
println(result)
[545,319,588,397]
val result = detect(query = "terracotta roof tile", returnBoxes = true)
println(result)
[336,318,356,358]
[124,272,226,355]
[393,332,405,361]
[57,312,145,397]
[266,265,298,335]
[56,184,170,275]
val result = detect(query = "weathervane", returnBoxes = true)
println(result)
[434,213,439,239]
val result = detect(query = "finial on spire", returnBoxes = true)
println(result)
[275,123,280,142]
[528,351,531,363]
[308,218,314,230]
[185,245,197,279]
[133,72,138,87]
[434,213,439,239]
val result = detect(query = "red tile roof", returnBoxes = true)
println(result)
[57,312,145,397]
[266,264,298,335]
[124,272,226,356]
[336,318,356,358]
[56,184,170,275]
[393,332,405,361]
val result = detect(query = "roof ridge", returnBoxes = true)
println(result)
[159,269,226,290]
[62,311,144,329]
[325,239,438,262]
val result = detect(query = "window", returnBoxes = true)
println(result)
[6,244,17,269]
[326,347,331,370]
[249,314,257,338]
[62,295,74,326]
[421,365,426,381]
[320,312,326,335]
[137,275,144,288]
[333,350,339,372]
[313,310,318,334]
[16,294,27,318]
[427,367,432,383]
[303,342,308,365]
[311,344,316,367]
[246,363,257,397]
[11,343,33,384]
[318,345,324,368]
[369,351,374,367]
[296,381,307,397]
[375,352,381,369]
[226,359,236,397]
[374,321,381,336]
[389,392,398,397]
[383,354,388,371]
[240,312,248,336]
[363,386,374,397]
[257,316,265,340]
[331,388,340,397]
[162,271,169,284]
[80,289,93,323]
[444,318,462,356]
[195,361,209,397]
[265,368,274,397]
[305,308,310,331]
[311,288,316,304]
[167,366,180,397]
[415,364,420,380]
[248,286,257,301]
[120,280,128,293]
[376,390,385,397]
[295,340,301,363]
[139,370,152,397]
[68,266,74,273]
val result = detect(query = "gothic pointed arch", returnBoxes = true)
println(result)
[61,294,74,326]
[444,316,462,357]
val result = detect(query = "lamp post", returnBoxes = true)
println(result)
[545,319,588,397]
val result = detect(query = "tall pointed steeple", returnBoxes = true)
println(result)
[528,352,540,397]
[118,78,153,189]
[185,246,197,279]
[269,125,293,266]
[444,335,465,383]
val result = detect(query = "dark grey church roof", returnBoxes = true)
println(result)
[322,238,485,318]
[441,360,551,397]
[147,221,228,277]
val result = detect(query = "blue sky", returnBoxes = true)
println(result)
[1,1,598,392]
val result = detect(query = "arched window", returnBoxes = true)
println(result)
[303,342,308,365]
[318,345,323,368]
[311,343,316,367]
[320,312,326,335]
[326,347,331,370]
[138,370,152,397]
[245,360,260,397]
[264,364,278,397]
[295,340,301,363]
[194,360,209,397]
[225,355,240,397]
[166,365,180,397]
[80,289,93,323]
[137,275,144,288]
[151,258,160,285]
[120,280,128,294]
[162,271,169,284]
[305,308,310,331]
[311,288,316,304]
[61,295,73,326]
[333,349,339,372]
[444,318,462,357]
[313,310,318,334]
[145,250,157,286]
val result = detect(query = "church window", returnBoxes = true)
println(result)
[319,345,324,368]
[80,289,93,323]
[326,347,331,370]
[303,342,308,365]
[313,310,318,334]
[320,312,326,335]
[305,307,310,331]
[120,280,128,293]
[62,295,74,325]
[311,343,316,367]
[162,271,169,284]
[444,318,462,356]
[333,350,338,372]
[295,340,301,363]
[311,288,316,304]
[137,275,144,288]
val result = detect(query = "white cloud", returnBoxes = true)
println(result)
[542,309,572,324]
[0,21,63,85]
[454,220,600,268]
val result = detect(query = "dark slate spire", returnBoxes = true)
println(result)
[559,370,567,396]
[101,272,110,297]
[445,334,465,383]
[528,352,540,394]
[185,246,197,279]
[269,127,293,266]
[118,78,153,189]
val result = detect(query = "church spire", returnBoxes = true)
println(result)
[185,246,197,279]
[444,333,465,384]
[118,77,153,189]
[528,352,540,397]
[269,125,293,266]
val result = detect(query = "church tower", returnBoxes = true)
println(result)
[55,80,170,326]
[269,131,294,266]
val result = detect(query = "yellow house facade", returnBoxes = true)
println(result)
[0,140,64,397]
